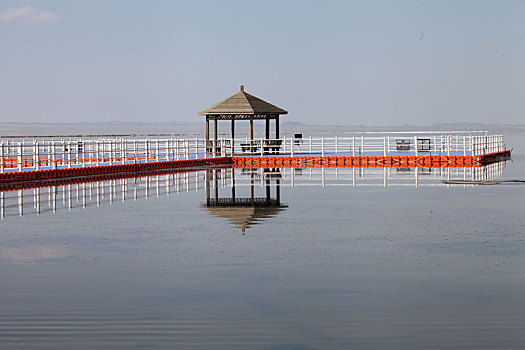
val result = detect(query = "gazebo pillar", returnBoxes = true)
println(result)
[213,118,218,156]
[205,116,210,156]
[275,116,280,139]
[231,119,235,154]
[205,117,210,140]
[249,117,254,153]
[265,119,270,139]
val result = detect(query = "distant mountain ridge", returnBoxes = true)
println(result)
[1,121,523,137]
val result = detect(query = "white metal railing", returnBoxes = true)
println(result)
[0,138,211,173]
[0,133,506,173]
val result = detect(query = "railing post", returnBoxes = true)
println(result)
[88,140,95,165]
[335,136,338,153]
[146,139,150,163]
[291,137,294,157]
[67,141,72,168]
[60,140,65,167]
[120,139,124,164]
[186,139,190,159]
[122,139,127,165]
[0,142,4,173]
[463,136,467,156]
[35,141,40,170]
[52,141,57,169]
[156,140,160,162]
[383,137,387,157]
[361,136,364,154]
[447,136,451,156]
[321,137,325,157]
[352,137,355,157]
[414,136,418,157]
[81,140,86,167]
[95,141,99,166]
[133,140,137,164]
[260,138,264,157]
[109,140,114,165]
[195,138,198,158]
[480,135,483,154]
[309,136,312,153]
[387,136,390,153]
[18,142,23,172]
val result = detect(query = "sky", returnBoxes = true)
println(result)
[0,0,524,126]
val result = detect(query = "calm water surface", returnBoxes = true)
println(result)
[1,133,524,349]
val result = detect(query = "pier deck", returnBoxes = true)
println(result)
[0,133,510,183]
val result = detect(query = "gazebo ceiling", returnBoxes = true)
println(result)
[198,85,288,116]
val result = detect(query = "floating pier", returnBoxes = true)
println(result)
[0,132,511,185]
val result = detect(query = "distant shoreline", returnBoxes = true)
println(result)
[1,121,523,138]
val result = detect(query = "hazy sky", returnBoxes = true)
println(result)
[0,0,524,125]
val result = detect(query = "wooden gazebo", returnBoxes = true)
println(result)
[199,85,287,154]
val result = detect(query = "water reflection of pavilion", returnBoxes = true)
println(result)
[203,169,287,234]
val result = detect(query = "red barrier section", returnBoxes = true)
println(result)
[231,151,510,169]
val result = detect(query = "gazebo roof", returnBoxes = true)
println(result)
[198,85,288,116]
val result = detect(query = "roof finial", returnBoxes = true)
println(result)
[240,85,244,92]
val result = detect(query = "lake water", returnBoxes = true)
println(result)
[1,133,524,349]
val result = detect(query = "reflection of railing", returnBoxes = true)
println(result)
[231,162,506,188]
[0,171,206,219]
[0,161,507,219]
[0,132,507,173]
